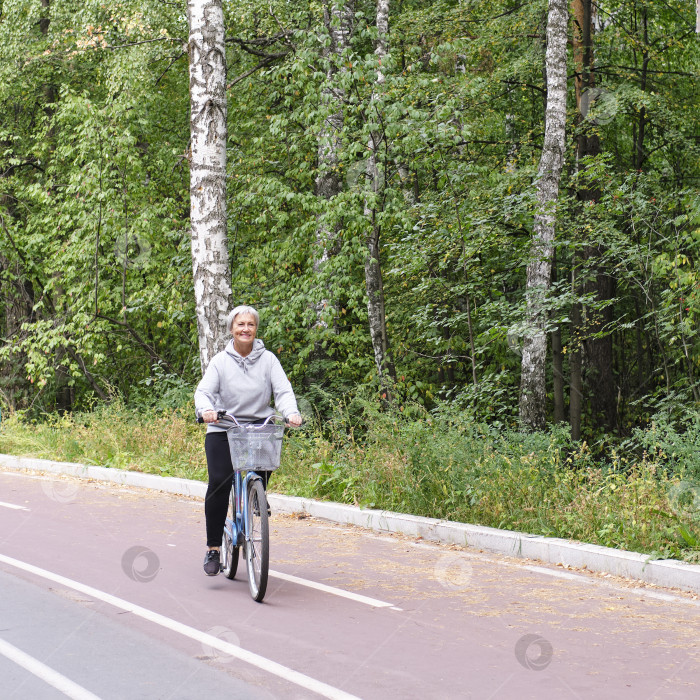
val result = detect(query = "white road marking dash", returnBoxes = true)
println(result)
[0,637,101,700]
[0,500,29,511]
[270,569,401,610]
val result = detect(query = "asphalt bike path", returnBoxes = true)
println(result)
[1,469,698,699]
[0,566,267,700]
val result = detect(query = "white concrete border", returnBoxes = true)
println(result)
[0,454,207,498]
[2,453,699,595]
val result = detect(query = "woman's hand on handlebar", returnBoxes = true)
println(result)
[199,410,300,426]
[287,413,302,427]
[201,410,220,424]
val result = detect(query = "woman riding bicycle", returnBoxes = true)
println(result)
[194,305,302,576]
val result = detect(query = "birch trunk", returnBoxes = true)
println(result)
[519,0,568,430]
[314,1,354,325]
[187,0,231,373]
[364,0,395,389]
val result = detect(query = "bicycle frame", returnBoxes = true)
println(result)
[224,468,262,552]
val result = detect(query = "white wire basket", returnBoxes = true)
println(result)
[226,422,285,471]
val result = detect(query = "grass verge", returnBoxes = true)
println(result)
[1,402,698,563]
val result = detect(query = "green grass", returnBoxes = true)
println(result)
[0,403,207,482]
[1,401,698,563]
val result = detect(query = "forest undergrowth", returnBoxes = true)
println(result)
[1,399,699,564]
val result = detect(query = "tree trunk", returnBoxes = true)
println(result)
[464,291,478,387]
[570,286,583,441]
[572,0,617,432]
[364,0,395,391]
[583,253,616,429]
[551,257,565,422]
[187,0,231,373]
[519,0,568,430]
[40,1,57,107]
[313,1,354,325]
[551,323,565,422]
[572,0,600,165]
[365,227,395,386]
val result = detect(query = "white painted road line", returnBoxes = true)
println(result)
[524,563,700,607]
[0,553,361,700]
[270,569,402,610]
[524,565,588,582]
[0,500,29,511]
[0,637,101,700]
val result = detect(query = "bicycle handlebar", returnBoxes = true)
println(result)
[197,411,296,427]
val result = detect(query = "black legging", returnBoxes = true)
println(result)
[204,431,271,547]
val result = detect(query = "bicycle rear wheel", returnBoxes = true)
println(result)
[221,488,239,579]
[245,478,269,602]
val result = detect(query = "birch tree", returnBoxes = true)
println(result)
[364,0,395,390]
[519,0,568,430]
[188,0,231,372]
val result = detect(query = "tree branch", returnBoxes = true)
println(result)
[65,346,108,400]
[226,32,293,58]
[155,51,187,85]
[95,313,176,374]
[1,161,45,177]
[104,37,181,50]
[594,63,695,78]
[226,57,278,89]
[502,79,546,95]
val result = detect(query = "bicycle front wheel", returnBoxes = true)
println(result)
[221,488,239,579]
[245,478,269,602]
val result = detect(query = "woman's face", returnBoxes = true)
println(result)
[231,313,257,346]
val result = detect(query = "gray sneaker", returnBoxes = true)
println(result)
[203,549,221,576]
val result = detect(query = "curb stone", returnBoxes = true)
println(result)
[1,453,699,595]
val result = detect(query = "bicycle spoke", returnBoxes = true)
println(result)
[221,487,239,579]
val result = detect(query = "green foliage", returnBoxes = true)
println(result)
[1,0,698,435]
[623,411,700,482]
[0,0,193,410]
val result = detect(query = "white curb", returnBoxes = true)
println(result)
[1,453,699,595]
[0,454,207,499]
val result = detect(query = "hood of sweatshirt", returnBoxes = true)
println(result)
[194,337,299,427]
[224,338,266,373]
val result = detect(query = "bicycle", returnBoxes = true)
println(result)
[199,411,286,602]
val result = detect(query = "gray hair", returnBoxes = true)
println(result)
[227,305,259,332]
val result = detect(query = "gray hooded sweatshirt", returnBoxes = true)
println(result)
[194,339,299,433]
